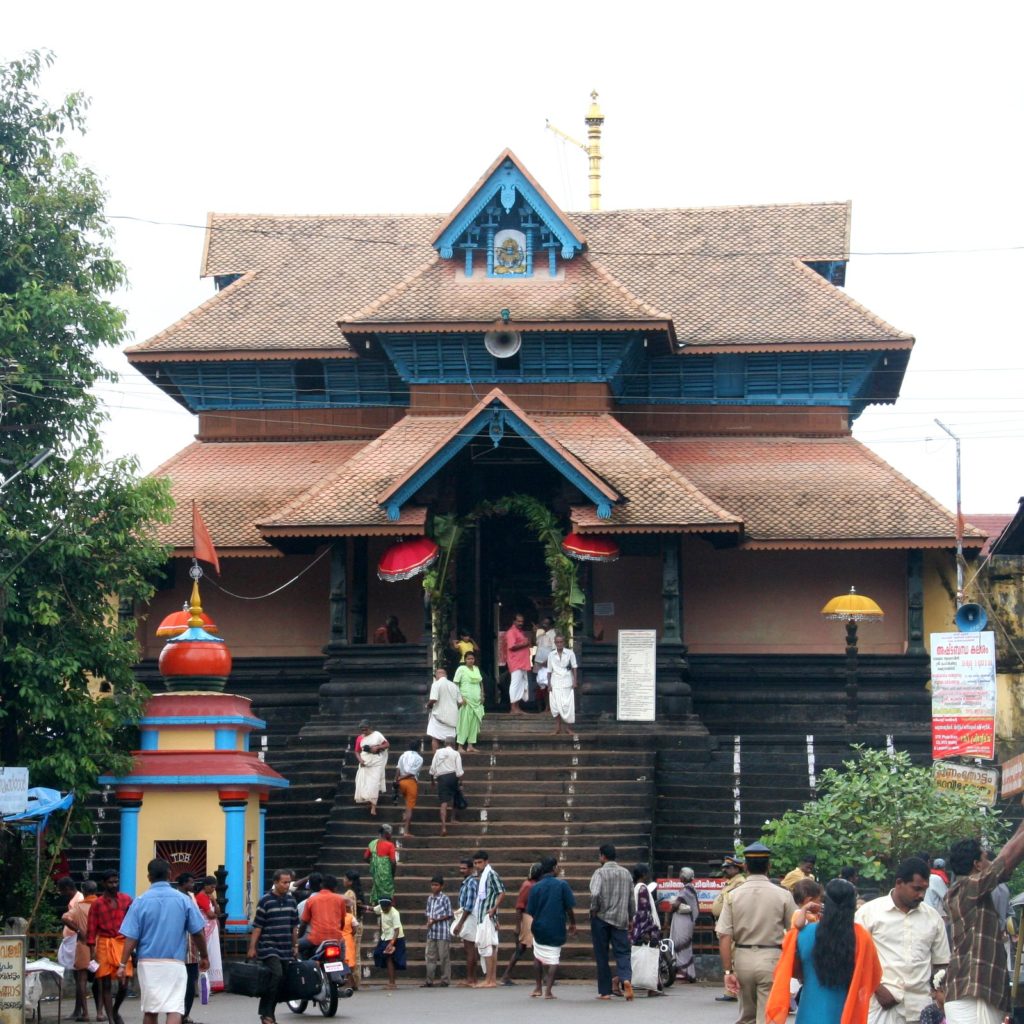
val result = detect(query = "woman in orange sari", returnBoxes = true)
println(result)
[766,878,881,1024]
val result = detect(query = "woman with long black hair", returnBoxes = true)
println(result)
[767,877,881,1024]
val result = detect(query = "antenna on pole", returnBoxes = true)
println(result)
[545,91,605,210]
[935,419,964,607]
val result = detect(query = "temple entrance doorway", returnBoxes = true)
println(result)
[454,511,550,708]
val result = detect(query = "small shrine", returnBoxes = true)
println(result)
[100,578,287,931]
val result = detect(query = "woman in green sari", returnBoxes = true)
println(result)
[455,650,484,753]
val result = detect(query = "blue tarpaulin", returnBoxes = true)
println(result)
[3,787,74,832]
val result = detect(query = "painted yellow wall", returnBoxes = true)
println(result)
[923,550,957,640]
[158,728,216,750]
[134,790,226,895]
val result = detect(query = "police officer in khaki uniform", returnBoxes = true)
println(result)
[716,842,795,1024]
[711,854,746,1002]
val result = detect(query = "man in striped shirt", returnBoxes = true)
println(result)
[471,851,506,988]
[247,870,299,1024]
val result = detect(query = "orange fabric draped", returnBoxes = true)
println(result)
[766,923,882,1024]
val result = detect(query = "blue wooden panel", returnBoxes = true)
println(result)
[164,360,408,411]
[618,351,880,406]
[377,332,639,384]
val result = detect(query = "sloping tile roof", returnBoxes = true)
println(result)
[257,416,455,536]
[340,254,669,328]
[127,213,444,356]
[126,193,910,358]
[963,513,1011,557]
[150,440,367,553]
[378,389,621,507]
[648,436,983,548]
[536,416,740,532]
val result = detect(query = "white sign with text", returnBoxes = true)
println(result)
[617,629,657,722]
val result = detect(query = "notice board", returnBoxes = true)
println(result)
[617,629,656,721]
[0,935,25,1024]
[930,631,997,759]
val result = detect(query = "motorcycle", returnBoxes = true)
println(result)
[286,938,354,1017]
[657,936,677,989]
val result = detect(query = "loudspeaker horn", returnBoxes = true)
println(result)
[954,603,988,632]
[484,329,522,359]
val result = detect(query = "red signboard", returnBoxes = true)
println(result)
[1003,753,1024,799]
[657,877,726,914]
[932,717,997,760]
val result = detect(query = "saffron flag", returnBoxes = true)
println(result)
[192,501,221,574]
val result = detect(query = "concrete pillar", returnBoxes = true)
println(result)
[116,792,143,897]
[220,791,249,932]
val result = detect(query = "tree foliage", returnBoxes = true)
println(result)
[0,52,172,836]
[761,746,1006,883]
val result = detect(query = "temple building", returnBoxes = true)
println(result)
[114,141,989,898]
[128,146,980,708]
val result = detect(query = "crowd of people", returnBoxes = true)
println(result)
[54,809,1024,1024]
[716,813,1024,1024]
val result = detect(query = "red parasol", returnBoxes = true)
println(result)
[156,606,218,638]
[377,537,440,582]
[561,532,620,563]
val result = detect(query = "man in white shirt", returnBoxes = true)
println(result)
[855,856,950,1024]
[546,634,578,735]
[429,739,465,836]
[426,667,462,750]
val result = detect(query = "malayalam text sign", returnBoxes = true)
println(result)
[1002,753,1024,799]
[934,761,999,806]
[0,769,28,817]
[656,877,725,914]
[0,935,25,1024]
[930,632,996,759]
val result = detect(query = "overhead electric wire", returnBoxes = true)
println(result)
[108,213,1024,259]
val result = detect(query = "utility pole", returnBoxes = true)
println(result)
[935,419,964,608]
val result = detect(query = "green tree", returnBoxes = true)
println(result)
[761,746,1005,883]
[0,52,172,913]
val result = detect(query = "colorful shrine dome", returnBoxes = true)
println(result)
[158,581,232,691]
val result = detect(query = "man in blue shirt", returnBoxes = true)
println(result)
[117,859,208,1024]
[526,857,576,999]
[450,858,479,986]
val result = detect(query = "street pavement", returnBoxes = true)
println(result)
[61,983,744,1023]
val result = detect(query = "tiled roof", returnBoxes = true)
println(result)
[963,513,1011,557]
[648,436,983,548]
[150,440,367,552]
[340,255,669,328]
[378,390,621,508]
[258,416,456,536]
[127,213,444,356]
[126,191,911,358]
[536,415,740,533]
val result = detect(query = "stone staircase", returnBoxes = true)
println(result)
[264,714,671,980]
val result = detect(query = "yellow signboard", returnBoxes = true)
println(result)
[0,934,25,1024]
[934,761,999,807]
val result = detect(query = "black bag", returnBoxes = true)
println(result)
[224,961,274,998]
[453,786,468,811]
[283,958,321,1000]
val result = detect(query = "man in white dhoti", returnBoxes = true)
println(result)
[426,668,462,750]
[546,635,578,734]
[117,858,208,1024]
[354,721,390,816]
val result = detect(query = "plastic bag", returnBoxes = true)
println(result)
[200,971,210,1005]
[630,943,660,991]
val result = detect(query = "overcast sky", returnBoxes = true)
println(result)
[6,1,1023,520]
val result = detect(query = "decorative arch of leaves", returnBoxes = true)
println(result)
[421,494,585,667]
